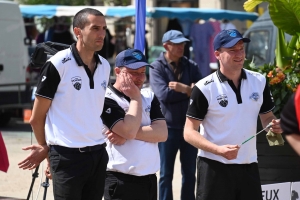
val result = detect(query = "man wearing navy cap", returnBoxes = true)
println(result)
[150,30,202,200]
[102,48,167,200]
[184,29,282,200]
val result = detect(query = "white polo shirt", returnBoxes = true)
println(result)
[101,85,165,176]
[187,69,274,164]
[35,43,110,147]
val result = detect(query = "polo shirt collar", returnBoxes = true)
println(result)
[217,68,247,83]
[70,43,102,67]
[108,83,131,102]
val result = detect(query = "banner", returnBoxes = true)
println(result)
[134,0,146,52]
[261,182,291,200]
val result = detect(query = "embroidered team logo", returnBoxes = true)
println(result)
[190,99,193,105]
[41,76,47,82]
[250,92,259,101]
[204,79,214,86]
[132,52,142,60]
[105,108,111,114]
[62,57,71,64]
[217,94,228,107]
[227,30,237,37]
[101,80,107,90]
[71,76,82,90]
[145,105,151,116]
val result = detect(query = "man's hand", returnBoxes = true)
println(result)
[169,81,193,96]
[18,144,49,170]
[45,157,52,179]
[216,145,240,160]
[120,72,141,100]
[105,130,127,145]
[169,81,186,93]
[269,119,282,134]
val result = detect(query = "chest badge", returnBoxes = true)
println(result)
[250,92,259,101]
[217,94,228,107]
[101,80,107,90]
[145,105,151,116]
[71,76,82,90]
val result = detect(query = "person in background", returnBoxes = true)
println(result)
[281,86,300,155]
[184,29,282,200]
[18,8,112,200]
[102,48,167,200]
[150,30,202,200]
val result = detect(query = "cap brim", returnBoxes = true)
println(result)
[223,38,251,48]
[122,62,153,69]
[169,38,190,44]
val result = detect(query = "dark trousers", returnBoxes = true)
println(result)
[196,157,263,200]
[159,128,197,200]
[49,144,108,200]
[104,171,157,200]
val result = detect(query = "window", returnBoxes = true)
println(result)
[245,30,270,66]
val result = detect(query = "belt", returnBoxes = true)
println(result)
[50,143,106,153]
[106,171,156,182]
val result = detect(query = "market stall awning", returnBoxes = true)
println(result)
[147,7,259,21]
[19,5,259,21]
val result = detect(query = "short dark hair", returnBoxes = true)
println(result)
[73,8,104,29]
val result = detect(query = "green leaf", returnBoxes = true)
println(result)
[244,0,264,12]
[276,28,289,68]
[269,0,300,36]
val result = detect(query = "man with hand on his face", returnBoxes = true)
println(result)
[101,48,168,200]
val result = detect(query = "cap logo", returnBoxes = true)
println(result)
[227,30,237,37]
[132,52,142,60]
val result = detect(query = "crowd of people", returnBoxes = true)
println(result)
[17,7,299,200]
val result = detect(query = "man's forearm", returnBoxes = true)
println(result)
[135,121,167,143]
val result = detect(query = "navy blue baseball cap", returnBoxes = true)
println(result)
[213,29,250,51]
[115,49,153,69]
[162,30,190,44]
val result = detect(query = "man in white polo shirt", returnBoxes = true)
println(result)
[18,8,119,199]
[101,48,168,200]
[184,29,283,200]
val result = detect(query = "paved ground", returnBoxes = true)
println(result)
[0,120,185,200]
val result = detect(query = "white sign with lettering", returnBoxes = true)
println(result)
[261,182,291,200]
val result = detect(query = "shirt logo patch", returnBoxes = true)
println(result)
[190,99,193,105]
[62,57,71,64]
[105,108,111,114]
[41,76,47,82]
[204,79,214,86]
[71,76,82,90]
[145,105,151,116]
[217,94,228,107]
[250,92,259,101]
[101,80,107,90]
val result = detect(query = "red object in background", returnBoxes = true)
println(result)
[0,132,9,172]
